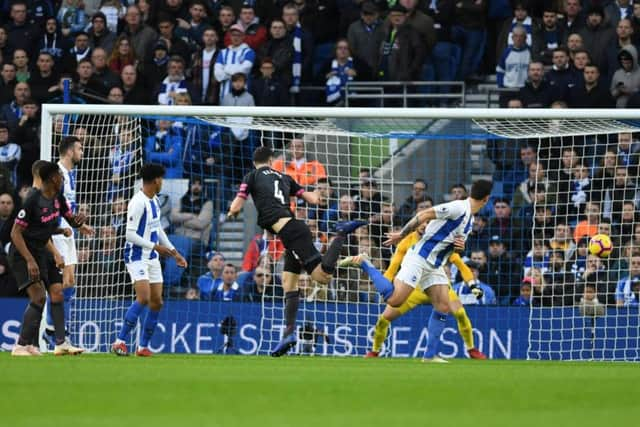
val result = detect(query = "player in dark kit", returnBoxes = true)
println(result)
[228,146,366,356]
[8,161,85,356]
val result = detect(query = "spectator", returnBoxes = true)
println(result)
[189,27,220,105]
[0,123,20,184]
[377,4,425,84]
[122,5,158,70]
[453,261,497,305]
[523,238,550,276]
[216,6,236,46]
[352,177,384,220]
[396,178,428,225]
[532,6,566,66]
[449,183,468,201]
[606,166,639,223]
[570,236,591,280]
[487,197,527,255]
[108,35,137,76]
[513,279,532,306]
[579,5,615,70]
[319,38,372,106]
[241,231,285,273]
[107,85,124,103]
[610,45,640,107]
[549,222,577,261]
[486,235,521,303]
[57,0,87,38]
[88,11,117,54]
[108,123,137,200]
[259,19,294,91]
[196,252,225,300]
[214,24,255,100]
[369,200,397,247]
[282,3,315,94]
[544,249,575,303]
[325,194,356,233]
[178,0,211,47]
[574,201,601,243]
[145,120,184,178]
[242,265,282,302]
[566,32,585,57]
[452,0,487,81]
[13,98,39,188]
[513,162,549,212]
[91,48,120,94]
[567,64,616,107]
[545,47,579,99]
[577,254,616,305]
[568,162,591,216]
[271,138,327,186]
[212,264,241,302]
[347,2,385,73]
[425,0,458,100]
[38,17,67,66]
[6,1,41,57]
[0,82,31,135]
[401,0,436,57]
[12,49,30,83]
[120,64,149,104]
[250,57,289,106]
[616,132,640,176]
[307,177,333,227]
[62,32,92,75]
[0,63,17,105]
[0,27,8,62]
[74,58,108,99]
[156,13,192,67]
[617,201,638,239]
[605,0,633,27]
[529,266,556,307]
[604,18,636,85]
[156,56,191,105]
[99,0,128,33]
[632,2,640,44]
[224,3,267,51]
[560,0,585,33]
[616,255,640,304]
[146,40,170,89]
[467,215,490,253]
[571,49,591,80]
[27,51,58,105]
[519,61,556,108]
[496,1,533,53]
[578,283,606,316]
[0,192,14,232]
[171,177,214,248]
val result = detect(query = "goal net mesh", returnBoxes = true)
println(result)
[41,108,640,360]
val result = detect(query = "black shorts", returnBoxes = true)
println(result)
[278,219,322,275]
[45,253,63,287]
[8,245,50,291]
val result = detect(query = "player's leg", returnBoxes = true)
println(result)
[309,219,366,283]
[47,237,77,335]
[448,295,486,359]
[113,262,151,356]
[13,282,47,356]
[137,278,163,357]
[422,282,451,362]
[271,251,301,357]
[369,289,428,357]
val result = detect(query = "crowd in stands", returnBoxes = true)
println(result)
[0,0,639,308]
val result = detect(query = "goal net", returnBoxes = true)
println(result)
[40,105,640,360]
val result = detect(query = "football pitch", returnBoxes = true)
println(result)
[1,354,637,427]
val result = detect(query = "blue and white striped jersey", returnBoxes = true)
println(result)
[407,199,474,267]
[58,161,77,230]
[123,191,162,263]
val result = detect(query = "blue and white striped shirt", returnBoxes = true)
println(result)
[123,191,162,263]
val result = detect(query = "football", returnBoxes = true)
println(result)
[589,234,613,258]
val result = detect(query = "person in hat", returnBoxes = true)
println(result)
[88,11,117,53]
[223,3,267,50]
[610,44,640,107]
[214,22,256,99]
[487,234,521,304]
[347,2,385,73]
[578,5,616,68]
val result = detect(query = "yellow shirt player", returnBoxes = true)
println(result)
[366,221,487,359]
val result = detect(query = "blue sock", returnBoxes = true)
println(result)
[140,310,160,348]
[63,287,75,331]
[423,310,448,358]
[45,294,53,327]
[118,301,145,341]
[360,260,394,300]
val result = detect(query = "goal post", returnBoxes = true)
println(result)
[39,105,640,360]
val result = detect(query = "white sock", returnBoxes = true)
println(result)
[114,339,125,345]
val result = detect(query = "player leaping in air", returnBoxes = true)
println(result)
[346,213,486,359]
[340,179,492,362]
[111,164,187,357]
[227,146,367,357]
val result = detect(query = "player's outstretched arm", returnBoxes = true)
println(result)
[383,208,436,246]
[227,195,246,219]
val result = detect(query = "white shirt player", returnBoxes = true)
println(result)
[408,199,474,268]
[124,190,174,264]
[57,161,77,232]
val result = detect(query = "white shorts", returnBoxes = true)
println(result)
[125,259,163,284]
[395,253,449,291]
[52,235,78,266]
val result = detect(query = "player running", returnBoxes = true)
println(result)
[9,161,86,356]
[227,146,366,357]
[111,164,187,357]
[340,179,492,362]
[348,217,486,359]
[46,136,94,344]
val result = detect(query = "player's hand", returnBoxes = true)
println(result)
[453,235,466,253]
[154,244,175,258]
[383,231,402,247]
[62,228,73,237]
[27,259,40,280]
[79,224,95,236]
[468,280,484,300]
[175,253,188,268]
[54,253,65,270]
[226,211,237,220]
[72,213,87,226]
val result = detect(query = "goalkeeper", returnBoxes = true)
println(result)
[366,220,486,359]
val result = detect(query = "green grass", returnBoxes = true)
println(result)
[1,354,637,427]
[349,137,409,176]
